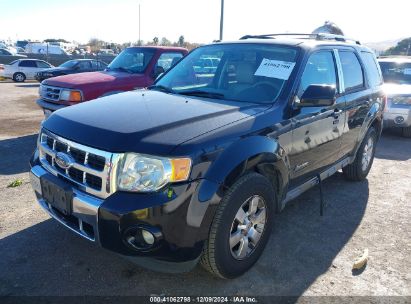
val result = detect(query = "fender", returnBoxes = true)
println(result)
[198,136,290,208]
[352,101,382,158]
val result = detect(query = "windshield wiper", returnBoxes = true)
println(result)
[178,90,225,99]
[148,85,175,94]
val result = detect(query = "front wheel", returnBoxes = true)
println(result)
[200,172,276,279]
[343,127,377,181]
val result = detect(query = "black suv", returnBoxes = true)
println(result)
[30,34,385,279]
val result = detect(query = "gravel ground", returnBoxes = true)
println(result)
[0,82,410,299]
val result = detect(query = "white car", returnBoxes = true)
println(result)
[3,59,53,82]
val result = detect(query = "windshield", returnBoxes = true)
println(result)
[379,61,411,85]
[107,48,155,73]
[59,60,79,68]
[154,44,298,104]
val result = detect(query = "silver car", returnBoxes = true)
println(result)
[379,57,411,137]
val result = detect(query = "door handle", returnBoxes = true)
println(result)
[332,109,343,119]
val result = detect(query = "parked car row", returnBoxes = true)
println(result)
[29,33,389,278]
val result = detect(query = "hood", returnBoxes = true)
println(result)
[43,70,143,89]
[43,90,268,155]
[383,83,411,96]
[40,67,70,74]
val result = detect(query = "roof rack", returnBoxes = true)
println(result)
[239,33,361,45]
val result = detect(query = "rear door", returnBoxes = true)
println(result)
[337,49,373,158]
[18,60,38,78]
[289,49,346,187]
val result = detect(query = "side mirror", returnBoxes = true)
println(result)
[297,85,336,107]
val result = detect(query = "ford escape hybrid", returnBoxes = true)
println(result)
[30,33,384,278]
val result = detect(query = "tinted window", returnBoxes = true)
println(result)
[99,61,108,69]
[19,60,37,67]
[90,60,99,69]
[77,61,91,70]
[36,61,51,68]
[60,60,78,68]
[361,52,383,87]
[299,51,337,96]
[339,51,364,91]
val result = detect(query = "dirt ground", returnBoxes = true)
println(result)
[0,82,410,299]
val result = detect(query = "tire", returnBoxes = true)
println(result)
[13,72,26,82]
[343,126,377,181]
[200,172,276,279]
[402,126,411,138]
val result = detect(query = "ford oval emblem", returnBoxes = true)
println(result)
[55,152,74,170]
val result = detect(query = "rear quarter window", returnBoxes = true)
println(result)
[339,51,364,92]
[361,52,383,87]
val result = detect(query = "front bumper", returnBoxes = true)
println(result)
[36,98,67,112]
[384,105,411,128]
[30,161,220,266]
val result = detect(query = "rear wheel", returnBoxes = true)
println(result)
[13,72,26,82]
[200,172,275,279]
[402,126,411,138]
[343,127,377,181]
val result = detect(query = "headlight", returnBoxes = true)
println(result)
[43,72,54,77]
[117,153,192,192]
[60,89,82,102]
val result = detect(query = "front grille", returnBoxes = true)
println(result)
[38,130,119,198]
[40,85,62,102]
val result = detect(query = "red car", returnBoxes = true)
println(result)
[37,46,188,116]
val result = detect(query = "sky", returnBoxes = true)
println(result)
[0,0,410,44]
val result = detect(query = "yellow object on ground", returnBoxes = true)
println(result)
[353,248,369,269]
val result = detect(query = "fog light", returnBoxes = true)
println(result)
[123,226,162,251]
[141,229,155,245]
[395,116,405,124]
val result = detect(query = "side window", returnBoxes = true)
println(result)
[90,60,99,69]
[77,61,91,70]
[36,61,51,68]
[156,52,183,72]
[361,52,383,87]
[19,60,37,67]
[298,51,337,97]
[339,51,364,91]
[99,61,107,69]
[0,49,7,55]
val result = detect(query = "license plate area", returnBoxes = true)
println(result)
[41,175,73,215]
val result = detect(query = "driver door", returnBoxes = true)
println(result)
[289,50,346,187]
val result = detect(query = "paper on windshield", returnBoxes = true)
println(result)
[254,59,296,80]
[403,68,411,75]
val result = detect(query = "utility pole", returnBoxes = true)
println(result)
[219,0,224,41]
[138,4,141,45]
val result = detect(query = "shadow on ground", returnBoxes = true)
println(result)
[0,134,37,175]
[375,129,411,161]
[0,171,369,296]
[15,84,40,88]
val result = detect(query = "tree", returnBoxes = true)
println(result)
[384,37,411,56]
[178,35,185,47]
[153,37,159,45]
[160,37,171,46]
